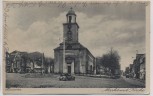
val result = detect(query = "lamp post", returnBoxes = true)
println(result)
[63,37,66,73]
[41,53,44,74]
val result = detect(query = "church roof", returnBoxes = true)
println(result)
[66,7,76,16]
[54,42,95,59]
[54,42,85,50]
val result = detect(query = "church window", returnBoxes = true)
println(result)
[69,16,72,23]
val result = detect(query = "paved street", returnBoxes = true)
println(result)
[122,76,145,87]
[6,73,145,88]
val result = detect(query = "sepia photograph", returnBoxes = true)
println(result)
[3,0,150,95]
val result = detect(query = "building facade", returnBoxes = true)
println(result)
[54,8,96,74]
[139,54,145,80]
[134,54,145,79]
[6,51,54,73]
[125,53,145,80]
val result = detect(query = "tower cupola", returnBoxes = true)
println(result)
[66,7,76,23]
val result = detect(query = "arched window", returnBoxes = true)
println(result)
[90,65,92,72]
[69,16,72,23]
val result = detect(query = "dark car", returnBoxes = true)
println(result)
[59,73,75,81]
[126,74,129,78]
[111,75,121,79]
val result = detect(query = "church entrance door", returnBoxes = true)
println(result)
[68,66,71,74]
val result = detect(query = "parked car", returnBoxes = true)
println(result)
[110,74,121,79]
[129,73,133,78]
[126,74,129,78]
[59,73,75,81]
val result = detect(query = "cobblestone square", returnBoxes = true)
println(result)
[6,73,145,88]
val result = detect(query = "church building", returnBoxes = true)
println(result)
[54,8,96,74]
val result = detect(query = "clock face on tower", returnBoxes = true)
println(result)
[67,24,71,29]
[67,23,72,41]
[64,8,79,43]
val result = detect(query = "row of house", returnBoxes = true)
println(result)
[5,51,54,73]
[125,54,145,80]
[6,50,121,76]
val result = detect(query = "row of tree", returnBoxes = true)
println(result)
[96,48,121,75]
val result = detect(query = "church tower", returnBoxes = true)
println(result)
[54,8,96,74]
[63,8,79,43]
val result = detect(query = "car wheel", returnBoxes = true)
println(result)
[64,78,67,81]
[73,77,75,80]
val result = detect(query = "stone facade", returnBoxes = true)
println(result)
[126,54,145,80]
[54,8,95,74]
[139,54,145,80]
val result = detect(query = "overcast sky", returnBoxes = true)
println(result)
[6,2,146,71]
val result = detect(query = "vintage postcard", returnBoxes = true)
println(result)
[3,0,150,95]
